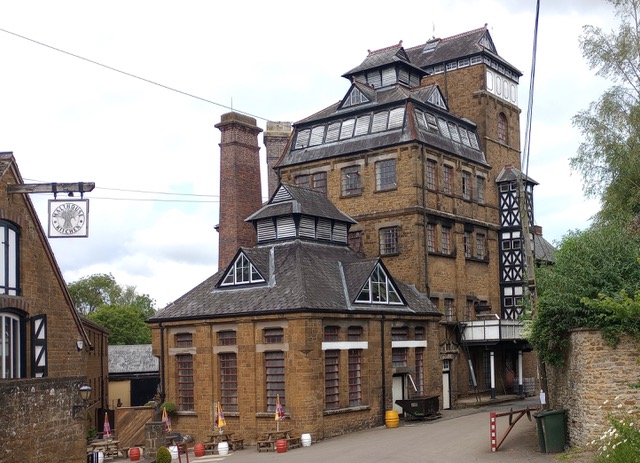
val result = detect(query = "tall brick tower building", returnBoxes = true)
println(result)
[263,121,291,197]
[215,112,263,269]
[273,26,543,407]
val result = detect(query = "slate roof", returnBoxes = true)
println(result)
[404,26,522,77]
[534,232,556,264]
[149,239,440,322]
[246,183,356,224]
[495,165,538,185]
[109,344,159,374]
[278,84,487,168]
[343,43,426,77]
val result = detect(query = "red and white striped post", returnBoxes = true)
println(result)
[490,411,497,452]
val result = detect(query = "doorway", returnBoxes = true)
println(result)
[442,359,451,410]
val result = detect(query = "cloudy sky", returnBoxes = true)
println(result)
[0,1,616,308]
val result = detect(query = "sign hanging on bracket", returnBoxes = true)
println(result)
[48,199,89,238]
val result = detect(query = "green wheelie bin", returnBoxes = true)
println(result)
[533,409,567,453]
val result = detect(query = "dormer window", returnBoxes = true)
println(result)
[356,264,402,304]
[343,88,370,108]
[221,253,265,286]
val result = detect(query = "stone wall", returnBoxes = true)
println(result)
[547,329,640,447]
[0,376,88,463]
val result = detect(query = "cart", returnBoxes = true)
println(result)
[395,395,441,421]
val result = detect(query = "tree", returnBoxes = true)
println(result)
[68,273,156,344]
[572,0,640,223]
[68,273,155,317]
[529,221,640,365]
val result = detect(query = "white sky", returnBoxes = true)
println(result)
[0,1,616,308]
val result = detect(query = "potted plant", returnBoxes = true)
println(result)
[160,401,177,415]
[156,446,171,463]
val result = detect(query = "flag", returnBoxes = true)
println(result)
[162,405,172,433]
[215,402,226,429]
[275,394,285,431]
[103,411,111,439]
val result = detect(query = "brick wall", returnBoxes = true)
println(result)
[264,121,291,198]
[547,329,640,447]
[0,377,88,463]
[215,112,263,269]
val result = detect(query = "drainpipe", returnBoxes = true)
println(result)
[420,146,430,295]
[381,315,386,414]
[160,323,166,399]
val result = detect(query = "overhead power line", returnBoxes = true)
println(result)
[0,27,268,122]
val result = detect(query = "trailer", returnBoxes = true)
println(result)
[395,395,441,421]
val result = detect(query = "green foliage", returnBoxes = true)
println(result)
[86,426,97,441]
[68,272,156,317]
[69,272,156,344]
[161,401,177,415]
[529,222,640,365]
[581,290,640,346]
[156,446,172,463]
[87,304,152,345]
[572,0,640,223]
[593,397,640,462]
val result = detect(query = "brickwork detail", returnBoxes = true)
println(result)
[547,329,640,447]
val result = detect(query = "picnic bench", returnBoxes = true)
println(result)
[256,429,300,452]
[205,431,244,454]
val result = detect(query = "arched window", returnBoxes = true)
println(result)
[497,113,508,144]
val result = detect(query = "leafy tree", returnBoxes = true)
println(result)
[68,273,156,344]
[572,0,640,223]
[530,222,640,364]
[87,304,152,345]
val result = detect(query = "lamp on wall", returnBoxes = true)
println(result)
[72,384,92,417]
[76,338,84,352]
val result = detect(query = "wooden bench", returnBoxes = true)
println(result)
[203,442,217,455]
[230,438,244,450]
[287,436,301,449]
[256,439,276,452]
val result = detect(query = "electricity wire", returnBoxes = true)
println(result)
[0,27,268,122]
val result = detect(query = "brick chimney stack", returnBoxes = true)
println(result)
[215,112,263,270]
[264,121,291,197]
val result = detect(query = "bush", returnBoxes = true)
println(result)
[156,446,172,463]
[161,401,177,415]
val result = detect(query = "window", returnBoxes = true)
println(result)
[0,221,19,296]
[464,232,472,258]
[295,174,310,189]
[462,172,471,200]
[379,227,399,255]
[444,298,454,321]
[265,351,285,412]
[498,113,508,144]
[376,159,396,191]
[220,353,238,412]
[312,172,327,193]
[476,176,486,204]
[324,326,339,342]
[426,160,437,190]
[391,326,408,340]
[176,332,193,348]
[218,330,236,346]
[427,224,436,252]
[348,230,363,253]
[264,328,284,344]
[392,348,408,367]
[348,326,363,341]
[348,349,362,406]
[443,165,453,194]
[1,312,23,378]
[415,348,425,396]
[442,227,451,254]
[476,233,486,259]
[177,354,194,411]
[325,350,340,409]
[356,263,402,304]
[221,253,265,286]
[341,166,361,196]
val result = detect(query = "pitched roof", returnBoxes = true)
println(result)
[109,344,159,373]
[495,165,538,185]
[534,231,556,264]
[149,240,439,322]
[246,183,356,224]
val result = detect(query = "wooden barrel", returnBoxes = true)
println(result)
[218,441,229,456]
[276,439,288,453]
[193,443,205,457]
[385,410,399,428]
[301,433,312,447]
[129,447,141,461]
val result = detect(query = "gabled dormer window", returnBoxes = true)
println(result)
[427,89,447,109]
[221,253,265,286]
[356,264,402,304]
[343,88,370,108]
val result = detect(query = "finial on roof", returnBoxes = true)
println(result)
[484,23,488,28]
[368,49,371,55]
[399,40,403,46]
